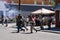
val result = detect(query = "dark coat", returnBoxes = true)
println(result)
[16,15,23,26]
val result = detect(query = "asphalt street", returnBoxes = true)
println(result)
[0,23,60,40]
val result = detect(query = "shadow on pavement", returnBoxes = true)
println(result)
[11,31,33,34]
[11,32,19,33]
[21,32,34,34]
[9,26,17,29]
[42,27,60,34]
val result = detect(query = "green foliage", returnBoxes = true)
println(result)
[12,18,16,22]
[51,1,56,7]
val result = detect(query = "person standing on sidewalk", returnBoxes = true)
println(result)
[35,15,44,30]
[1,15,4,25]
[38,16,44,30]
[26,16,29,26]
[47,15,52,30]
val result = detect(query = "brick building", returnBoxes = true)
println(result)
[5,0,54,5]
[6,0,51,5]
[0,0,55,5]
[20,0,51,5]
[7,0,19,3]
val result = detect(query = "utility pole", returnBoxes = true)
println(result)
[19,0,20,10]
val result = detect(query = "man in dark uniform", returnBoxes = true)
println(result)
[16,14,25,33]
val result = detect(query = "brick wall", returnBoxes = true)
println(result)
[6,0,51,5]
[21,0,50,5]
[7,0,19,3]
[20,0,34,4]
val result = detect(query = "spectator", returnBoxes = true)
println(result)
[1,15,4,25]
[47,16,52,30]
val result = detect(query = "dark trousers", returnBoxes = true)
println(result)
[17,26,24,32]
[40,23,44,30]
[47,23,51,30]
[5,22,8,27]
[26,22,28,26]
[5,20,8,27]
[30,23,37,33]
[2,20,4,25]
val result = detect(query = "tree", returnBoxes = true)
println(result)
[51,0,56,6]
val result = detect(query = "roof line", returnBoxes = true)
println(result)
[20,4,52,6]
[8,3,19,5]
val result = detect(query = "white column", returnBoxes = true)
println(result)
[12,0,14,4]
[34,0,37,5]
[49,0,51,5]
[42,0,44,5]
[49,0,50,2]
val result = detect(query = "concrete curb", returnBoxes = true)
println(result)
[41,30,60,34]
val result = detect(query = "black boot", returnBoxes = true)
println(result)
[36,30,37,32]
[21,29,25,32]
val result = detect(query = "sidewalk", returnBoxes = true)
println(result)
[0,23,60,40]
[6,23,60,34]
[0,23,60,34]
[0,25,60,40]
